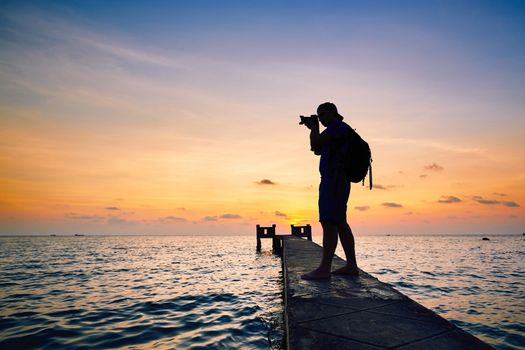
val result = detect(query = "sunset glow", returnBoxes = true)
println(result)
[1,1,524,235]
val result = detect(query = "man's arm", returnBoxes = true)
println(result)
[310,127,333,154]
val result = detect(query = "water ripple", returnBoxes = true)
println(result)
[0,236,285,349]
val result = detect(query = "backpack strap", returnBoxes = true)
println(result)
[369,159,373,190]
[362,158,373,190]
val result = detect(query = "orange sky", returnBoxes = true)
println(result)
[1,3,524,235]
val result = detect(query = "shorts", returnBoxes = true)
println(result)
[318,173,351,223]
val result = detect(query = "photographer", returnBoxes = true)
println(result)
[300,102,359,280]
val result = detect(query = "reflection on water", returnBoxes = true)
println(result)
[0,236,284,349]
[319,234,524,350]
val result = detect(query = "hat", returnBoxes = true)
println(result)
[317,102,344,120]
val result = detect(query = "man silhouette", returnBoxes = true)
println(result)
[300,102,359,280]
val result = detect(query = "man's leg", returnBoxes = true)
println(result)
[332,221,359,275]
[319,221,339,269]
[300,221,338,280]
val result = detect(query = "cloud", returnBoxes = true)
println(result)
[373,184,399,190]
[438,196,462,204]
[354,206,370,211]
[64,213,103,221]
[382,202,403,208]
[107,217,132,225]
[176,207,186,210]
[473,196,500,205]
[275,211,287,217]
[423,163,444,172]
[478,199,499,205]
[372,137,484,156]
[5,10,185,70]
[199,214,242,221]
[256,179,276,185]
[471,196,519,207]
[159,216,187,222]
[81,37,184,69]
[220,213,242,219]
[419,174,428,178]
[493,192,507,197]
[105,206,120,210]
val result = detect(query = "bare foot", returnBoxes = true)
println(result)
[331,265,359,275]
[300,268,331,280]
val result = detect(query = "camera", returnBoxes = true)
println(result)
[299,114,317,125]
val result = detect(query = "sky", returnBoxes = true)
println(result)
[0,0,524,236]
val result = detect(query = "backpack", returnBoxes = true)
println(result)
[344,126,373,189]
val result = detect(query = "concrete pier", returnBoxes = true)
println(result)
[282,236,492,349]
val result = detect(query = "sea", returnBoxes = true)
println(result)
[0,234,523,349]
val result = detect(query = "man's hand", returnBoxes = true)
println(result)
[303,115,319,130]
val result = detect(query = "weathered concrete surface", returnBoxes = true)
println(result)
[282,236,493,349]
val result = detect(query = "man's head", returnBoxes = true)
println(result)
[317,102,344,127]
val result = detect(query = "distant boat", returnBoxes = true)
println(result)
[482,237,490,241]
[386,234,391,236]
[50,234,56,237]
[74,234,85,236]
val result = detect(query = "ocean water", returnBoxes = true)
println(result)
[0,236,284,349]
[0,235,523,349]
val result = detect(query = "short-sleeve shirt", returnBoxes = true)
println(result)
[319,120,350,178]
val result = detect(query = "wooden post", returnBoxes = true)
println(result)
[256,224,276,251]
[291,224,312,241]
[305,224,312,241]
[256,224,261,251]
